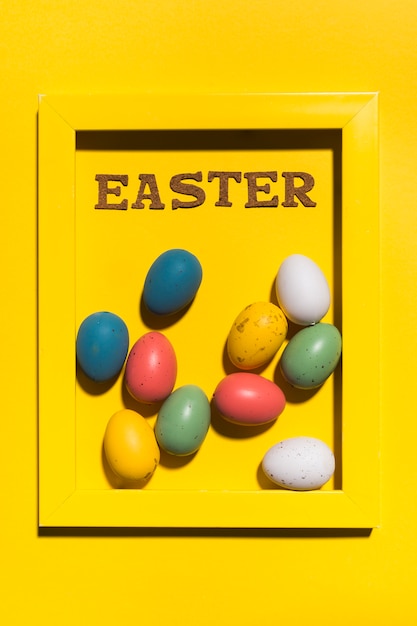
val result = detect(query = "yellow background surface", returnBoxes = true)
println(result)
[75,141,335,493]
[1,1,415,624]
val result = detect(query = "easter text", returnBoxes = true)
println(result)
[94,171,317,211]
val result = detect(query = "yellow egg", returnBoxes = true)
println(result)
[227,302,288,370]
[103,409,160,483]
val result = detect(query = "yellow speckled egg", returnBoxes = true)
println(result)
[227,302,288,370]
[103,409,160,483]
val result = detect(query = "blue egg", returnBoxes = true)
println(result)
[143,249,203,316]
[76,311,129,383]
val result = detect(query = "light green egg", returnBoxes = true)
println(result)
[155,385,211,456]
[280,323,342,389]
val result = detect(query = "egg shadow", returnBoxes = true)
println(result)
[332,358,343,489]
[221,339,237,375]
[273,363,321,404]
[210,398,277,440]
[286,320,307,341]
[158,447,198,469]
[76,361,121,395]
[269,277,279,307]
[139,292,195,330]
[120,372,163,418]
[256,460,285,490]
[101,443,155,489]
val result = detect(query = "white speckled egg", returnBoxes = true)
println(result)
[262,436,335,490]
[276,254,330,326]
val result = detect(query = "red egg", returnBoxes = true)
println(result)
[125,331,177,403]
[213,372,286,425]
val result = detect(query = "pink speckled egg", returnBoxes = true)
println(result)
[125,331,177,403]
[213,372,286,425]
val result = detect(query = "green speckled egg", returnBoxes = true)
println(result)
[155,385,211,456]
[280,323,342,389]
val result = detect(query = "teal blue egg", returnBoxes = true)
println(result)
[155,385,211,455]
[76,311,129,383]
[280,323,342,389]
[143,249,202,316]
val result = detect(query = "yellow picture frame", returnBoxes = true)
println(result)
[38,93,379,529]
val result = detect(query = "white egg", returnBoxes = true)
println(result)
[262,436,335,490]
[276,254,330,325]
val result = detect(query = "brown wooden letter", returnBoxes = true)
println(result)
[132,174,165,209]
[170,172,205,209]
[207,171,242,207]
[244,171,279,208]
[282,172,317,207]
[95,174,128,210]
